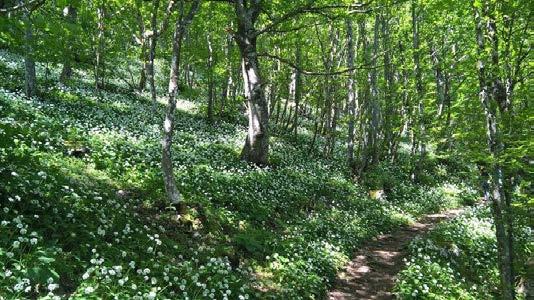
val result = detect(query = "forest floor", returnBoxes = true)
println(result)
[327,208,465,300]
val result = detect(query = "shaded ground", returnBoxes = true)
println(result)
[327,208,465,300]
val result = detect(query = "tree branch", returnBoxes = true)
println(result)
[0,0,45,14]
[254,2,370,37]
[258,53,377,76]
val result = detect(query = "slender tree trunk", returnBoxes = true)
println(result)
[285,107,294,132]
[309,106,325,155]
[368,14,381,166]
[279,78,290,125]
[412,0,426,157]
[162,0,201,207]
[393,39,410,161]
[136,5,148,92]
[381,12,395,159]
[473,4,514,299]
[328,101,339,157]
[346,18,357,174]
[148,0,160,110]
[323,26,340,156]
[60,5,77,84]
[430,41,446,117]
[21,0,36,98]
[291,42,302,138]
[221,28,235,115]
[94,3,105,96]
[357,18,371,174]
[207,32,215,123]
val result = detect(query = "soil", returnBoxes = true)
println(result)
[327,208,465,300]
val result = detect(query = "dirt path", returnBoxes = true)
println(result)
[327,208,465,300]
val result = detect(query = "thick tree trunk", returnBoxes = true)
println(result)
[21,0,36,98]
[234,0,269,165]
[162,0,200,207]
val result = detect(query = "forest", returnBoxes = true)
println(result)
[0,0,532,299]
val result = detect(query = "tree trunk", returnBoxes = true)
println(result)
[323,26,340,156]
[136,5,148,92]
[430,41,446,117]
[221,28,235,115]
[147,0,162,110]
[368,14,381,166]
[291,42,302,138]
[60,4,77,84]
[346,18,357,174]
[356,18,370,174]
[412,0,426,158]
[207,32,215,123]
[139,43,148,91]
[162,0,200,207]
[473,3,514,299]
[21,0,36,98]
[381,12,396,159]
[234,0,269,165]
[94,3,105,96]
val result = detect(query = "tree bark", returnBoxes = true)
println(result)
[368,14,381,166]
[162,0,201,207]
[207,32,215,123]
[346,18,358,174]
[135,5,148,92]
[356,18,370,175]
[411,0,426,158]
[60,4,77,84]
[94,3,106,96]
[473,3,514,299]
[381,12,396,159]
[148,0,160,110]
[221,27,235,115]
[234,0,269,165]
[21,0,36,98]
[291,42,302,138]
[20,0,37,97]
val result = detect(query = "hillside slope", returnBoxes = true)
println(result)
[0,51,476,299]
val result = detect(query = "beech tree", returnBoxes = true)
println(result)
[161,0,201,208]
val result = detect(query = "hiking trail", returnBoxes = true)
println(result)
[327,208,465,300]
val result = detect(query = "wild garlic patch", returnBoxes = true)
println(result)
[0,51,491,299]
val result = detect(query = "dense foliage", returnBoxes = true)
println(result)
[0,0,531,298]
